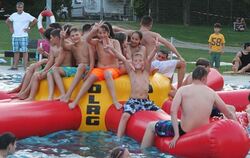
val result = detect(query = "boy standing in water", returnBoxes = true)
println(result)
[106,37,165,138]
[208,23,225,69]
[68,22,123,110]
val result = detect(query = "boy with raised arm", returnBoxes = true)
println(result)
[68,22,123,110]
[106,38,165,138]
[114,16,186,88]
[59,26,95,102]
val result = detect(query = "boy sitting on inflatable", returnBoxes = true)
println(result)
[141,66,236,148]
[105,37,166,138]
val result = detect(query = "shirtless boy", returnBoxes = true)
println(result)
[47,24,74,100]
[141,66,236,148]
[59,26,94,102]
[106,37,165,138]
[114,16,185,88]
[22,29,62,101]
[68,22,123,110]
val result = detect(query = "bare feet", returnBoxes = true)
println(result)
[114,102,123,110]
[48,96,53,101]
[17,92,29,100]
[68,102,77,110]
[24,97,34,101]
[60,94,70,103]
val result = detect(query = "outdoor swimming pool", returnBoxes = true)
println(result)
[0,71,249,158]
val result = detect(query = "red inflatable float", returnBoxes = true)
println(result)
[105,106,249,158]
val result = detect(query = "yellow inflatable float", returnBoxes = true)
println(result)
[35,73,171,131]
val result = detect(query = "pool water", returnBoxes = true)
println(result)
[0,72,249,158]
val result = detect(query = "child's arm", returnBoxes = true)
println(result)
[54,50,66,67]
[145,38,160,71]
[86,21,104,46]
[83,45,95,81]
[156,33,184,61]
[113,25,134,36]
[104,43,134,72]
[60,29,72,51]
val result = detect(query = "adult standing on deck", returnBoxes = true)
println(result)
[5,1,37,70]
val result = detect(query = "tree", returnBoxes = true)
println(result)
[133,0,150,19]
[183,0,191,26]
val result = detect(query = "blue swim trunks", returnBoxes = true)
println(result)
[62,67,77,77]
[155,120,186,137]
[123,98,160,115]
[62,65,90,77]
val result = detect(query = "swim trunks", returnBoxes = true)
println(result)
[210,107,223,117]
[91,68,121,81]
[155,120,186,137]
[123,98,160,115]
[62,67,77,77]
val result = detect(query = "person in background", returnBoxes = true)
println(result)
[232,42,250,73]
[5,1,37,70]
[208,23,225,70]
[0,132,16,158]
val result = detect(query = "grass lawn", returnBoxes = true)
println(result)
[0,20,237,72]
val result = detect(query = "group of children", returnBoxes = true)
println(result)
[7,15,250,151]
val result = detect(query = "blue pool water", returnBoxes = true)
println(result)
[0,72,249,158]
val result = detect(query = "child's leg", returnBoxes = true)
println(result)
[215,53,221,69]
[175,60,186,88]
[19,64,37,93]
[61,64,85,102]
[53,67,66,99]
[117,113,131,138]
[141,121,157,148]
[104,70,122,110]
[238,64,250,73]
[68,74,97,109]
[210,53,215,67]
[25,73,43,101]
[47,71,55,100]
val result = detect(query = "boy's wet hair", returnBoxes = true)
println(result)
[50,29,61,38]
[43,27,54,40]
[243,42,250,49]
[214,23,222,28]
[132,52,144,60]
[196,58,210,67]
[141,15,153,27]
[114,32,127,45]
[0,132,16,150]
[158,49,169,57]
[110,146,126,158]
[100,24,110,34]
[132,31,143,40]
[104,22,115,38]
[192,66,208,80]
[82,24,92,33]
[49,23,62,30]
[69,27,81,34]
[63,24,73,36]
